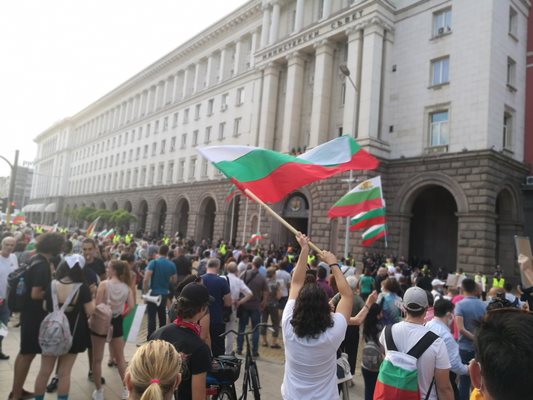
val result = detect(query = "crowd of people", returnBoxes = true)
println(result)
[0,223,532,400]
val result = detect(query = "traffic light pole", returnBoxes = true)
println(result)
[0,150,19,228]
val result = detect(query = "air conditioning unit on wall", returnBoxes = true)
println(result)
[526,176,533,186]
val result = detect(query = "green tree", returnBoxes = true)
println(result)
[109,209,137,229]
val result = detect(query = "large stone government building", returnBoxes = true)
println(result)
[28,0,533,278]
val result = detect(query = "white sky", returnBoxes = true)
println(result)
[0,0,248,177]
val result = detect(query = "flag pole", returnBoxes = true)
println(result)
[256,204,261,247]
[229,197,236,244]
[244,189,323,255]
[242,197,249,245]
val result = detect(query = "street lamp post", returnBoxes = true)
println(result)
[0,150,19,228]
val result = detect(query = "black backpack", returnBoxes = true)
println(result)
[7,260,36,312]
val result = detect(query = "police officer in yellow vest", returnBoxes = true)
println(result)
[162,234,170,246]
[124,232,133,245]
[492,272,505,289]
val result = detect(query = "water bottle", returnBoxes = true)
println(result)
[16,277,25,295]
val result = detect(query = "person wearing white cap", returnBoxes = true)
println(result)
[33,254,95,400]
[379,286,453,400]
[431,279,446,301]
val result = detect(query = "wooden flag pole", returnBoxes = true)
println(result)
[244,188,324,255]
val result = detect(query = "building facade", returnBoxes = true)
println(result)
[30,0,531,278]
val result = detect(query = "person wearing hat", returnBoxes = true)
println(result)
[379,286,454,400]
[150,282,212,400]
[33,254,95,400]
[431,278,446,301]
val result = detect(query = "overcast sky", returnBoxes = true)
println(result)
[0,0,248,177]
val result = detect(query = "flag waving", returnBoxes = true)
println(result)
[197,136,379,203]
[350,208,386,231]
[86,217,100,237]
[362,224,387,246]
[327,176,384,218]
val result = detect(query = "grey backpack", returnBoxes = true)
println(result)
[39,281,82,356]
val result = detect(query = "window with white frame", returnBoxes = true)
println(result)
[136,147,140,160]
[189,157,197,179]
[173,112,179,127]
[233,118,241,137]
[183,108,189,124]
[429,110,449,146]
[509,7,518,38]
[201,158,208,177]
[503,109,513,149]
[128,149,133,162]
[151,142,157,156]
[167,161,174,183]
[140,167,146,186]
[149,165,155,183]
[433,8,452,37]
[207,99,214,115]
[178,159,185,181]
[146,124,151,137]
[133,168,138,187]
[236,87,245,105]
[131,129,135,142]
[163,117,168,131]
[157,163,164,184]
[431,57,449,86]
[181,133,187,149]
[143,145,148,159]
[195,104,201,120]
[507,57,516,88]
[154,120,159,134]
[138,127,142,140]
[218,122,225,140]
[125,131,129,143]
[170,136,176,152]
[193,130,199,146]
[160,139,166,154]
[221,93,229,111]
[205,126,211,144]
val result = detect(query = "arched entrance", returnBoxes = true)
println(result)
[137,200,149,234]
[408,186,458,271]
[124,201,132,213]
[197,197,216,242]
[281,193,309,247]
[174,198,190,239]
[496,189,517,278]
[224,195,240,245]
[111,201,118,211]
[154,199,167,237]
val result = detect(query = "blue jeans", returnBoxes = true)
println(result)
[237,308,261,354]
[458,349,475,400]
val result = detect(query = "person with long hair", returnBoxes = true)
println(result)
[361,303,384,400]
[33,255,95,400]
[125,340,182,400]
[281,232,376,399]
[91,260,134,400]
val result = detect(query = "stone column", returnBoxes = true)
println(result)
[309,40,334,147]
[182,68,190,98]
[233,39,241,75]
[140,91,147,116]
[174,72,183,102]
[342,27,362,137]
[269,0,281,44]
[322,0,332,19]
[193,63,200,93]
[250,30,258,67]
[261,4,271,48]
[281,53,305,153]
[154,83,162,110]
[205,55,213,87]
[357,22,384,143]
[456,212,498,274]
[258,63,281,149]
[294,0,305,33]
[219,48,226,83]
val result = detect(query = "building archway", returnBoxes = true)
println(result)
[224,195,240,245]
[281,193,309,247]
[153,199,167,237]
[111,201,119,211]
[99,201,106,210]
[408,185,458,271]
[174,198,190,239]
[124,201,132,213]
[197,197,216,242]
[137,200,149,234]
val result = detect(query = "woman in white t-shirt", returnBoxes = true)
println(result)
[281,233,376,400]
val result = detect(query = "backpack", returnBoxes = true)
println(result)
[7,259,36,312]
[361,339,384,372]
[88,287,113,338]
[373,325,438,400]
[38,281,82,356]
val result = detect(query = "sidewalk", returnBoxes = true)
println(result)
[0,314,365,400]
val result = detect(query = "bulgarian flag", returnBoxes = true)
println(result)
[12,212,25,225]
[248,233,263,244]
[86,216,100,237]
[327,176,384,218]
[361,224,387,246]
[197,136,378,204]
[350,208,386,231]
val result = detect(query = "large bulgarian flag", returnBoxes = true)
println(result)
[86,216,100,237]
[361,224,387,246]
[327,176,383,218]
[350,208,386,231]
[197,136,379,203]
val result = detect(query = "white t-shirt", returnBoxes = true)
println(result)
[281,299,347,400]
[227,273,252,303]
[379,321,451,400]
[276,269,291,297]
[0,253,18,299]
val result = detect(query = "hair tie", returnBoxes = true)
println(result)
[151,379,160,384]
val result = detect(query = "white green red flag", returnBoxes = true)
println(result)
[327,176,384,218]
[350,208,386,231]
[361,224,387,246]
[86,217,100,237]
[248,233,263,244]
[197,136,379,203]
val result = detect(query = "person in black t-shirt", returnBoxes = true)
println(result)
[172,246,192,284]
[10,232,65,400]
[82,238,106,281]
[150,283,212,400]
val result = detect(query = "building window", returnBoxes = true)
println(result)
[207,99,214,115]
[149,165,155,184]
[236,87,244,106]
[193,130,199,146]
[173,112,179,127]
[507,57,516,89]
[178,159,185,181]
[183,108,189,124]
[128,149,133,162]
[201,159,208,177]
[509,7,518,38]
[189,157,197,179]
[205,126,211,144]
[430,57,449,86]
[429,111,449,146]
[163,116,168,131]
[160,139,166,154]
[218,122,225,140]
[146,124,151,137]
[318,0,324,19]
[136,147,140,160]
[170,136,176,152]
[151,142,157,156]
[195,104,201,120]
[157,163,164,184]
[167,161,174,183]
[138,127,142,140]
[143,145,148,159]
[433,8,452,37]
[181,133,187,149]
[124,131,129,143]
[154,120,159,134]
[233,118,241,137]
[131,129,135,142]
[140,167,146,186]
[221,93,229,111]
[503,109,513,149]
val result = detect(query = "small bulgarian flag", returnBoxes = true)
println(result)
[361,224,387,246]
[350,208,386,231]
[12,212,25,225]
[86,216,100,237]
[248,233,263,244]
[328,176,384,218]
[197,136,379,204]
[225,184,237,202]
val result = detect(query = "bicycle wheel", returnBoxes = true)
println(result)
[215,385,237,400]
[249,363,261,400]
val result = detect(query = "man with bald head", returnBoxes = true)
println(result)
[0,236,18,360]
